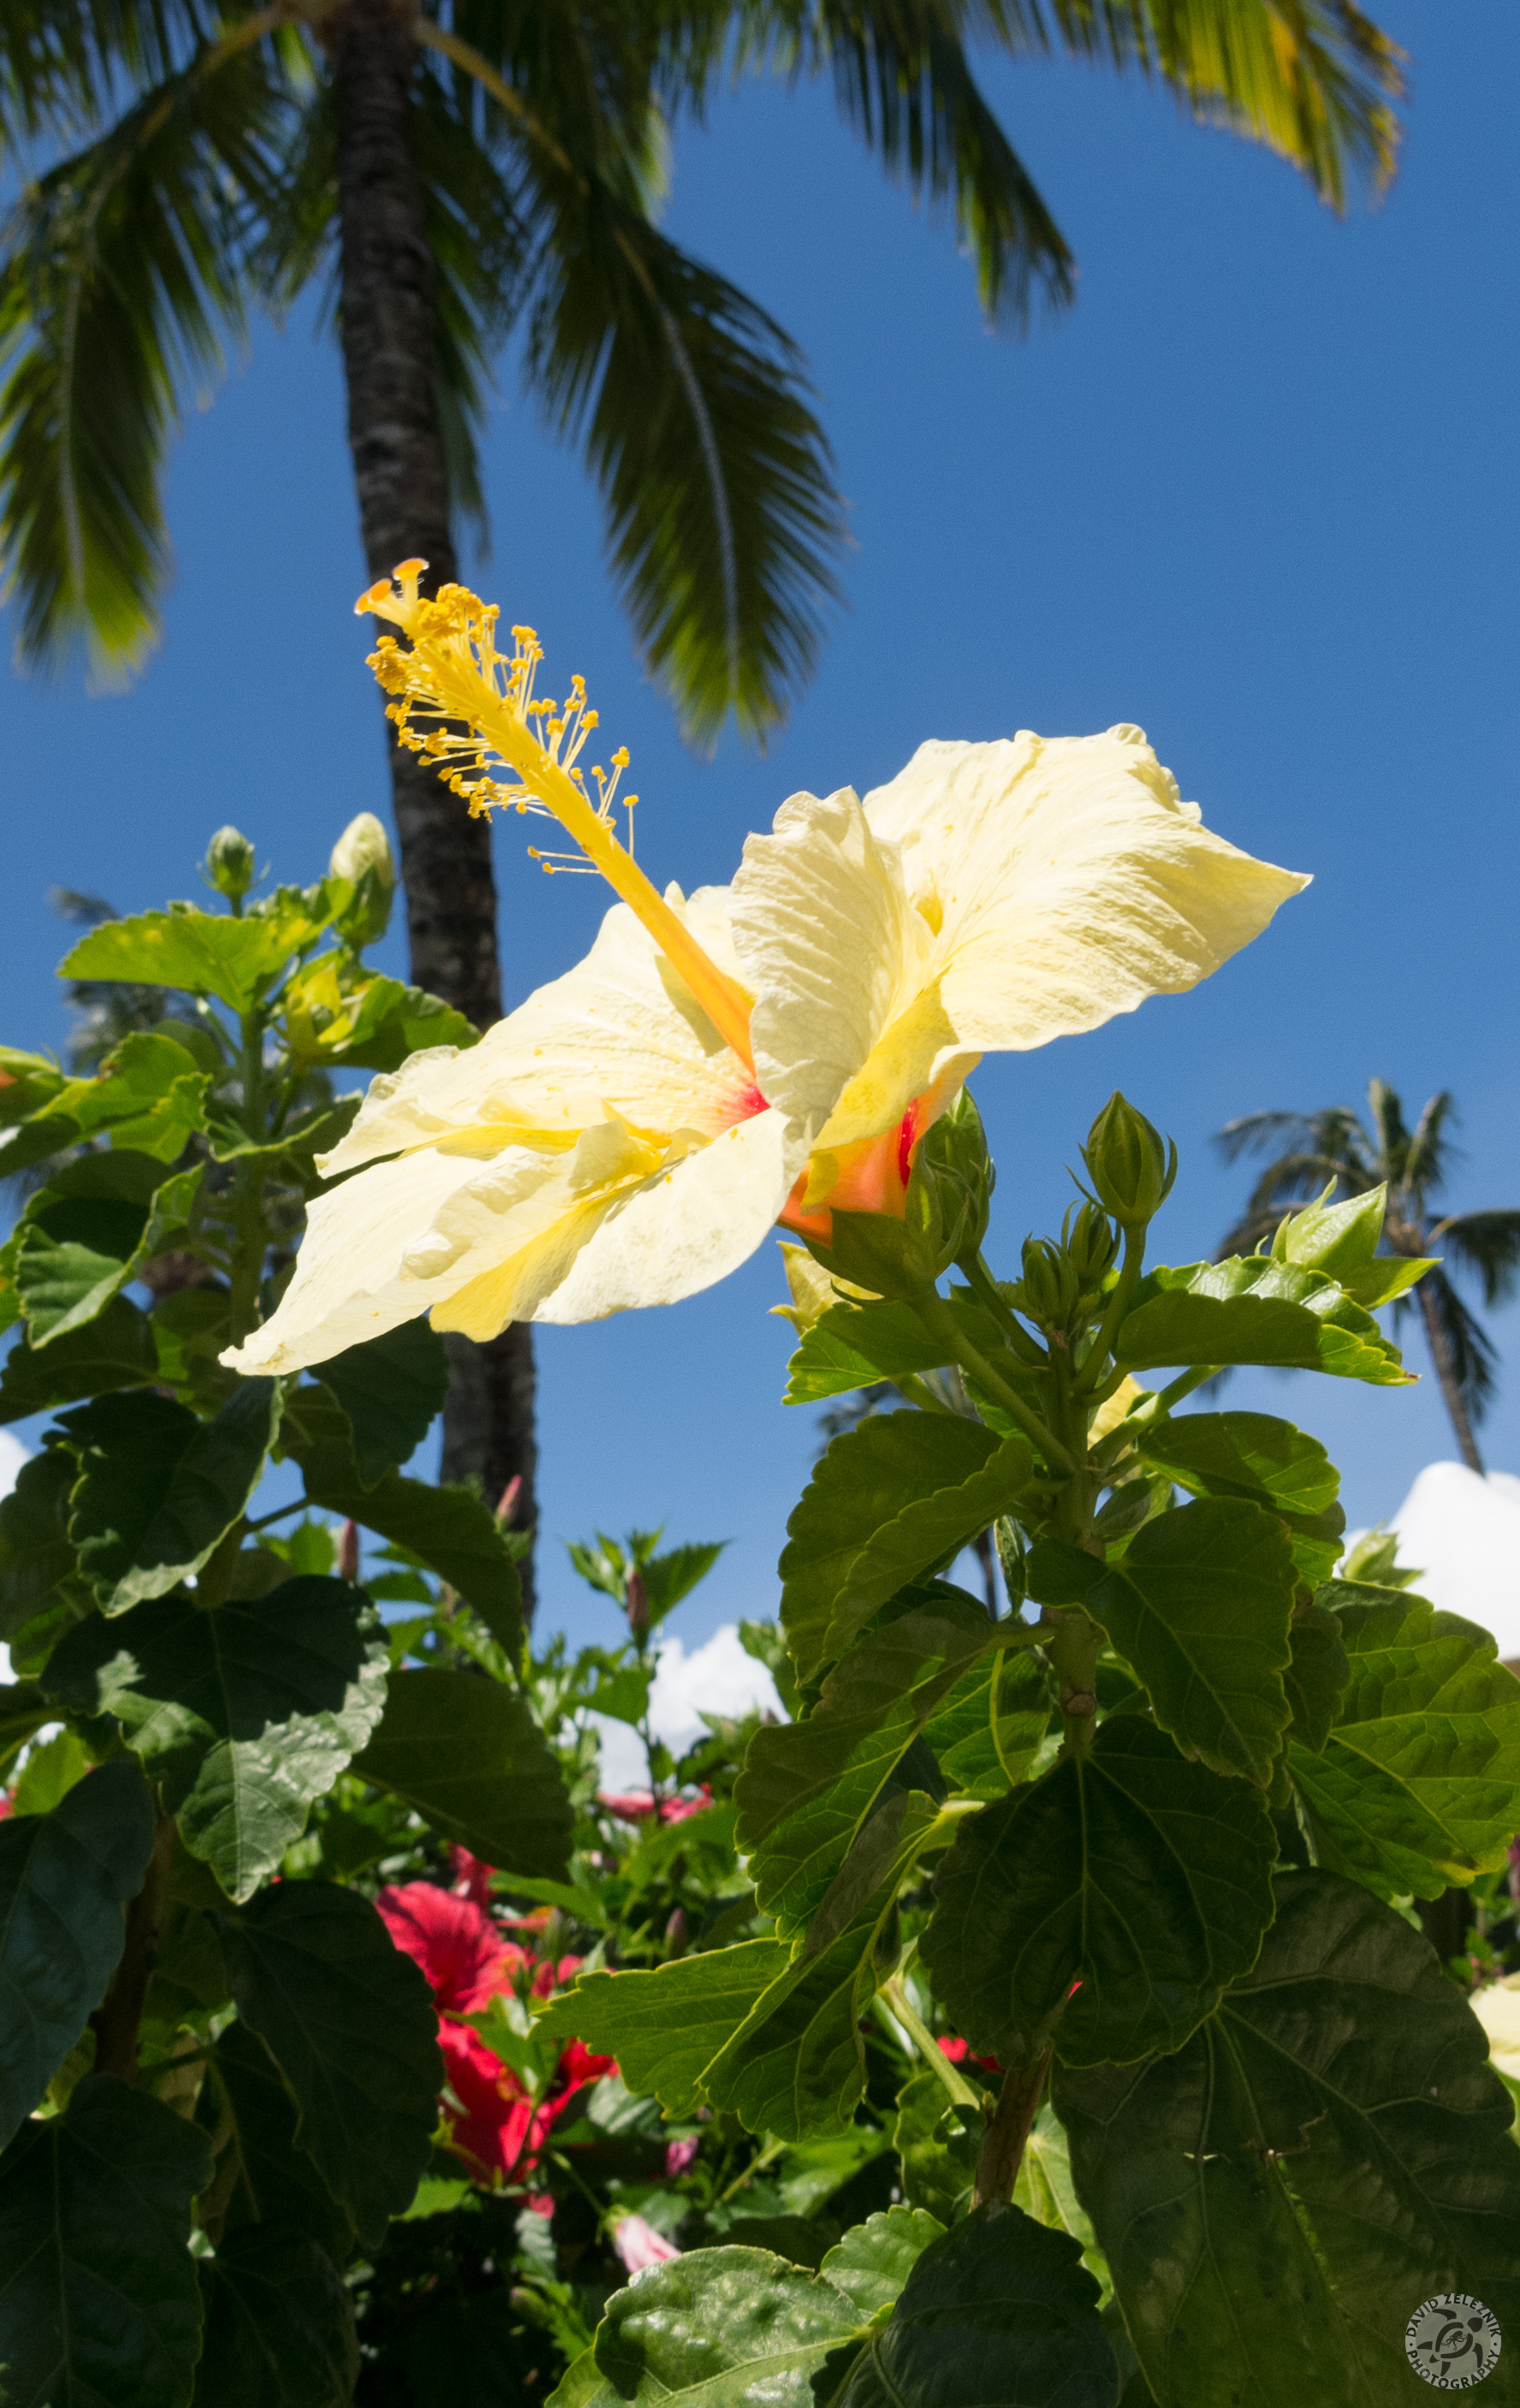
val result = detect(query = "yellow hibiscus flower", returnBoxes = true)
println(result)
[223,566,1307,1375]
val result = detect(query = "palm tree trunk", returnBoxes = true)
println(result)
[329,0,537,1615]
[1417,1278,1485,1475]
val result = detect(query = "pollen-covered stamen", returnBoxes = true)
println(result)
[357,563,754,1071]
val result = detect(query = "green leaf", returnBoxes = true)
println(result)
[702,1891,916,2139]
[922,1646,1056,1800]
[1284,1600,1351,1753]
[1012,2104,1106,2293]
[783,1296,1003,1406]
[310,977,478,1072]
[193,2229,359,2408]
[14,1154,202,1347]
[781,1413,1034,1683]
[318,1320,450,1486]
[207,1095,363,1171]
[1288,1584,1520,1898]
[61,906,318,1012]
[1030,1499,1297,1784]
[1136,1410,1345,1586]
[1055,1871,1520,2407]
[1115,1256,1413,1385]
[1269,1184,1436,1305]
[833,2203,1118,2408]
[152,1285,239,1414]
[205,2021,355,2265]
[921,1720,1276,2067]
[0,1448,80,1640]
[45,1577,390,1901]
[54,1029,212,1160]
[0,2074,212,2406]
[351,1665,573,1879]
[11,1724,91,1814]
[0,1045,68,1125]
[280,1384,522,1652]
[591,2245,867,2406]
[0,1759,153,2146]
[222,1881,442,2249]
[534,1941,792,2117]
[893,2069,983,2224]
[0,1678,50,1774]
[819,2206,947,2316]
[0,1292,159,1424]
[60,1379,281,1612]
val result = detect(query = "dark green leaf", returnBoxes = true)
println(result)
[280,1384,522,1652]
[1288,1584,1520,1898]
[61,1379,281,1611]
[922,1644,1057,1800]
[0,1292,159,1423]
[193,2228,358,2408]
[223,1881,442,2249]
[534,1940,792,2117]
[1136,1409,1345,1584]
[834,2203,1117,2408]
[0,2074,212,2407]
[0,1448,81,1639]
[591,2245,865,2406]
[352,1664,573,1878]
[893,2069,983,2225]
[1284,1601,1351,1753]
[152,1285,239,1414]
[61,907,318,1012]
[205,2021,355,2265]
[1055,1871,1520,2406]
[781,1413,1034,1683]
[16,1164,200,1349]
[819,2205,947,2316]
[318,1320,450,1486]
[0,1759,153,2146]
[45,1577,390,1900]
[1012,2104,1105,2287]
[0,1677,50,1773]
[1115,1256,1412,1385]
[922,1720,1275,2067]
[1030,1499,1297,1784]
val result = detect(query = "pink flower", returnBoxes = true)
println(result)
[938,2035,1001,2077]
[664,2136,700,2176]
[611,2214,680,2274]
[449,1845,496,1907]
[600,1786,714,1825]
[375,1882,524,2016]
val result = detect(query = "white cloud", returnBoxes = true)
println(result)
[591,1623,783,1792]
[1385,1462,1520,1659]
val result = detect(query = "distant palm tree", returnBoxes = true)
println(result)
[1217,1082,1520,1474]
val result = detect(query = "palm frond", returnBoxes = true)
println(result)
[1213,1104,1371,1174]
[527,189,846,747]
[1041,0,1404,208]
[1364,1076,1409,1183]
[1404,1086,1458,1197]
[1432,1210,1520,1314]
[0,2,212,151]
[0,36,289,679]
[1422,1266,1499,1428]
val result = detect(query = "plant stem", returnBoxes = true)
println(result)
[972,2050,1052,2204]
[92,1810,175,2084]
[879,1976,984,2113]
[911,1296,1074,1475]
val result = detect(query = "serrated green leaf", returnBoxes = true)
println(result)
[592,2245,867,2407]
[1284,1600,1351,1753]
[781,1414,1034,1683]
[893,2068,983,2224]
[207,1094,362,1169]
[834,2203,1118,2408]
[0,1044,68,1125]
[1288,1584,1520,1898]
[60,1379,281,1612]
[1012,2104,1107,2298]
[61,904,317,1012]
[279,1384,521,1652]
[534,1941,792,2117]
[819,2205,946,2316]
[0,2074,212,2406]
[1136,1410,1346,1586]
[205,2021,355,2264]
[1055,1871,1520,2407]
[312,977,478,1072]
[15,1155,203,1348]
[11,1724,91,1814]
[0,1448,80,1640]
[922,1720,1276,2067]
[45,1577,390,1901]
[152,1286,239,1414]
[53,1029,213,1160]
[703,1903,904,2140]
[1030,1499,1297,1784]
[223,1882,442,2249]
[193,2228,359,2408]
[1115,1256,1412,1385]
[0,1677,50,1774]
[352,1664,573,1878]
[0,1759,154,2146]
[922,1645,1057,1799]
[783,1296,963,1406]
[318,1320,450,1486]
[0,1292,160,1424]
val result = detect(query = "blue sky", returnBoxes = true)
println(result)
[2,6,1516,1653]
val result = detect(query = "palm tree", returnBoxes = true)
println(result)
[1,3,1404,1601]
[1217,1082,1520,1474]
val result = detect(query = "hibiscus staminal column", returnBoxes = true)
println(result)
[357,565,756,1072]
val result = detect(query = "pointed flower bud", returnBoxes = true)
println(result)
[329,812,397,946]
[625,1566,650,1643]
[1081,1094,1177,1229]
[205,825,256,900]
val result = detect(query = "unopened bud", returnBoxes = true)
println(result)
[329,812,396,945]
[1081,1094,1177,1229]
[496,1474,523,1527]
[626,1567,650,1642]
[907,1088,995,1269]
[1064,1201,1120,1288]
[205,825,256,900]
[337,1519,360,1582]
[1019,1236,1081,1329]
[665,1907,688,1953]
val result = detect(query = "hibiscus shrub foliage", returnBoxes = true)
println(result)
[3,834,1520,2408]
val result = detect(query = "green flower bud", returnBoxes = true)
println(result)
[1019,1236,1082,1329]
[205,825,256,900]
[1063,1201,1120,1288]
[1081,1093,1177,1229]
[906,1088,995,1269]
[329,811,397,945]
